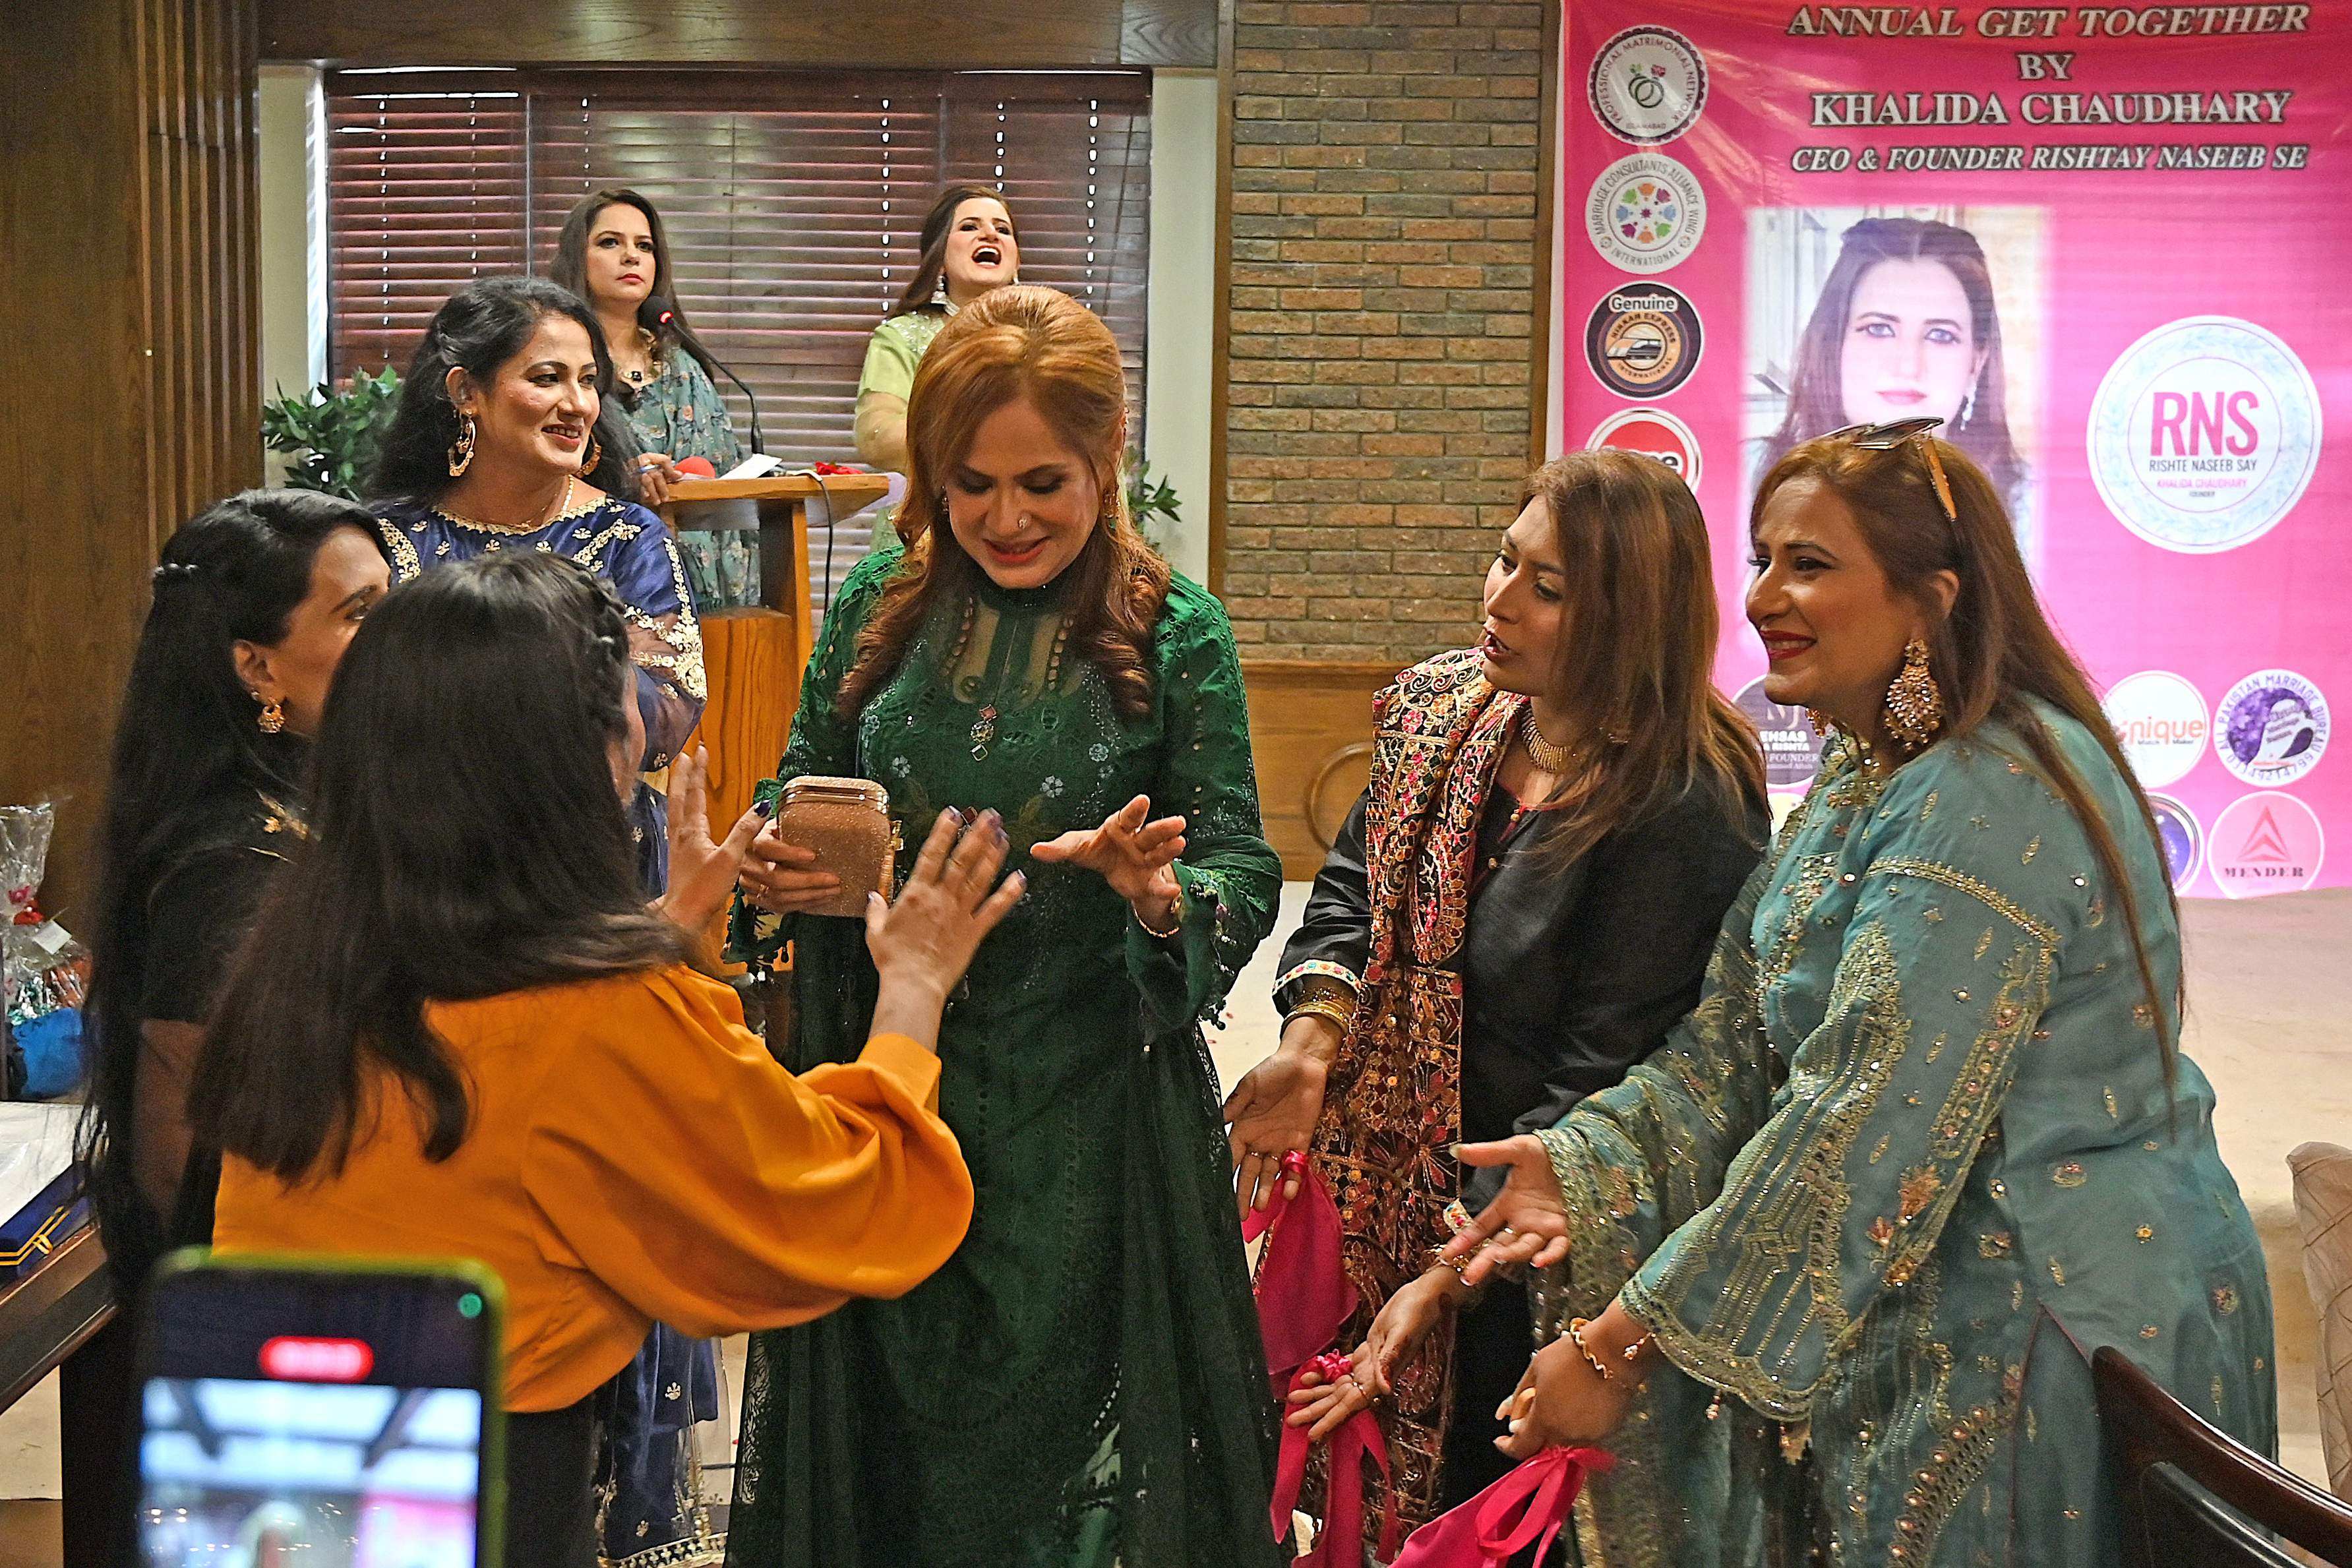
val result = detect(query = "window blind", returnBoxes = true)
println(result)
[327,69,1151,597]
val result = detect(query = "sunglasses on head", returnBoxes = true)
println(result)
[1820,415,1957,524]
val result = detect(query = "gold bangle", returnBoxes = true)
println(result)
[1133,896,1183,940]
[1567,1315,1650,1381]
[1432,1246,1470,1278]
[1284,996,1354,1034]
[1566,1318,1616,1381]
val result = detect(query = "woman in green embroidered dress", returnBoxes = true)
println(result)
[1440,425,2274,1567]
[723,285,1284,1567]
[854,185,1021,552]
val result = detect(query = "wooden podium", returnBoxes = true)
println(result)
[655,473,891,902]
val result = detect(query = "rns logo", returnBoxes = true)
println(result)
[2089,316,2320,554]
[2150,390,2260,458]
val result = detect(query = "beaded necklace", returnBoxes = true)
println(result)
[945,595,1073,761]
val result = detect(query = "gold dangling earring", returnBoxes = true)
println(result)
[446,411,476,477]
[1882,638,1945,758]
[255,692,286,735]
[580,435,602,477]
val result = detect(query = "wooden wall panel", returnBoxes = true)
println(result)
[1242,660,1395,881]
[1,0,261,927]
[259,0,1216,69]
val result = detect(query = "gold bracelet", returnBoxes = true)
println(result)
[1432,1246,1470,1278]
[1284,995,1354,1035]
[1133,896,1184,940]
[1566,1316,1650,1381]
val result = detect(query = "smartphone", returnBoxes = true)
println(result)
[136,1252,505,1568]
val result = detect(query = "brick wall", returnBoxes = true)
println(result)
[1219,0,1548,663]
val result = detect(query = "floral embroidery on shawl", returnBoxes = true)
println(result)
[1307,648,1523,1529]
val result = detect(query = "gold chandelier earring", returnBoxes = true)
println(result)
[580,435,602,477]
[254,691,286,735]
[446,411,476,477]
[1882,638,1945,758]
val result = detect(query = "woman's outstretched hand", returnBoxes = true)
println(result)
[1285,1266,1461,1440]
[1029,794,1185,926]
[866,809,1026,1051]
[1442,1135,1573,1286]
[655,746,772,933]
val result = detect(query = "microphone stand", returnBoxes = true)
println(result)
[656,303,766,457]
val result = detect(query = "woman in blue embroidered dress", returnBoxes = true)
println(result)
[551,188,754,608]
[1441,425,2274,1567]
[367,276,720,1568]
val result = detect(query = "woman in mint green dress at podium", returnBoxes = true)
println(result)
[725,286,1284,1567]
[853,183,1021,553]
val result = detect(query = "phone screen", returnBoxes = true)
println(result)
[137,1256,501,1568]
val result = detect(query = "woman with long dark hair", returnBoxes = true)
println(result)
[1763,218,2030,541]
[1445,426,2272,1567]
[202,554,1008,1568]
[726,287,1283,1566]
[852,183,1020,547]
[549,187,752,600]
[67,490,388,1566]
[77,490,388,1288]
[369,276,718,1564]
[1230,450,1769,1536]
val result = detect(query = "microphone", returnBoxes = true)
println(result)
[653,298,766,457]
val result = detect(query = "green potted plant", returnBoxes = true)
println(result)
[261,367,402,500]
[1124,454,1182,551]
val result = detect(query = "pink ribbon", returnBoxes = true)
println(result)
[1250,1158,1400,1561]
[1389,1445,1615,1567]
[1246,1156,1358,1381]
[1271,1352,1402,1567]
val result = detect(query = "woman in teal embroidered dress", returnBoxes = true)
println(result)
[551,187,754,607]
[1444,425,2274,1567]
[725,286,1284,1567]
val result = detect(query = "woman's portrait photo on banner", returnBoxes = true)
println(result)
[1743,206,2047,566]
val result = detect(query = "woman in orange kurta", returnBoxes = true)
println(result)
[199,554,1017,1568]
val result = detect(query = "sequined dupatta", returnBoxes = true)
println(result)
[1308,649,1523,1529]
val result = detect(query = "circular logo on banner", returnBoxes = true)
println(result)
[2102,670,2210,788]
[2148,794,2205,888]
[1587,407,1704,487]
[1735,676,1824,793]
[2087,316,2322,553]
[1589,26,1708,146]
[1585,282,1704,400]
[2209,791,2325,899]
[2214,669,2330,786]
[1586,154,1707,274]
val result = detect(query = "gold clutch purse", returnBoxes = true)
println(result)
[770,775,896,919]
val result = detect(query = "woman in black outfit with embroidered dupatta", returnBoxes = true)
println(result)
[1222,450,1769,1538]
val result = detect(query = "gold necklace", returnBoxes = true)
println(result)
[434,475,578,535]
[1518,707,1579,773]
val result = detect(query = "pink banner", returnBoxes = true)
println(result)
[1554,0,2351,893]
